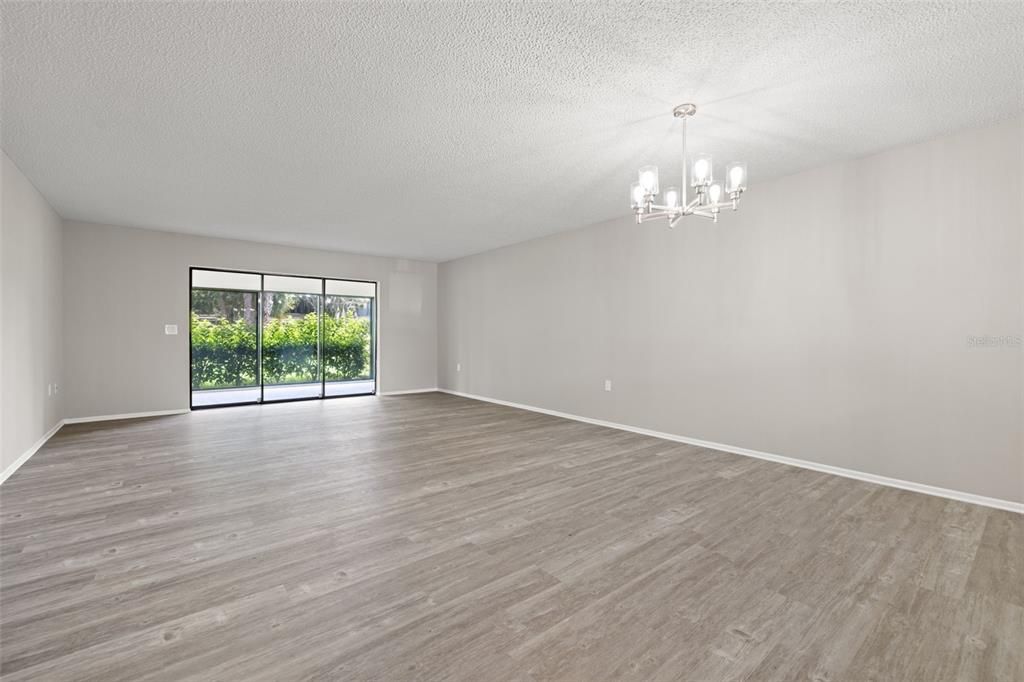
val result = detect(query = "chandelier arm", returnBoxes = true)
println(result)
[703,199,740,212]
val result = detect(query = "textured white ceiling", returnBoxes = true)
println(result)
[2,2,1022,261]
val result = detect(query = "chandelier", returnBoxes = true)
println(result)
[630,103,747,227]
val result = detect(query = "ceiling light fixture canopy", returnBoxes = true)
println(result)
[630,103,747,227]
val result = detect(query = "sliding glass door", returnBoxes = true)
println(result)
[324,279,375,397]
[261,275,323,402]
[190,270,262,407]
[190,268,376,408]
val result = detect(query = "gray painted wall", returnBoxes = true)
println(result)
[62,222,437,419]
[1,151,64,472]
[439,116,1024,504]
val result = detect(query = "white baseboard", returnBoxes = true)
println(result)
[3,409,193,485]
[439,389,1023,514]
[379,388,438,396]
[64,409,189,424]
[0,419,64,485]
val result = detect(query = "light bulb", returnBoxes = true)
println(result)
[638,165,659,195]
[691,154,712,187]
[664,186,680,209]
[726,161,747,193]
[630,181,644,209]
[708,183,722,205]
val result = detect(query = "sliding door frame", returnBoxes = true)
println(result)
[323,275,378,396]
[259,274,323,405]
[188,266,379,411]
[258,274,265,404]
[188,273,263,410]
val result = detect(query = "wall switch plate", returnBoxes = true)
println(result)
[47,383,52,396]
[164,324,179,335]
[456,363,461,372]
[604,379,612,391]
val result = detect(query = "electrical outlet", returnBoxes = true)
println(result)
[47,383,52,396]
[164,324,179,335]
[456,363,461,372]
[604,379,612,392]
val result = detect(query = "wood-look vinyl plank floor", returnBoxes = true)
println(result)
[0,392,1021,681]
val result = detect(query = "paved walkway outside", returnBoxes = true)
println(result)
[192,380,375,407]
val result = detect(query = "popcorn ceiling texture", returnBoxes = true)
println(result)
[2,2,1022,261]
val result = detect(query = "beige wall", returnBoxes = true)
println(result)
[439,117,1024,504]
[1,151,64,473]
[62,222,437,419]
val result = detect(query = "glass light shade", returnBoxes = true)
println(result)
[691,154,712,187]
[638,165,659,195]
[726,161,747,193]
[630,181,644,208]
[663,186,680,209]
[708,183,723,205]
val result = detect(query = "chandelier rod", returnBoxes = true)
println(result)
[680,113,688,207]
[673,102,696,210]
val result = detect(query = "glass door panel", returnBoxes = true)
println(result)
[323,279,376,397]
[261,276,323,402]
[190,272,261,407]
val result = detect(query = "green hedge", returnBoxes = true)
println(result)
[191,312,371,390]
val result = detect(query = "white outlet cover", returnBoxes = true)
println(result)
[164,324,179,335]
[604,380,612,391]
